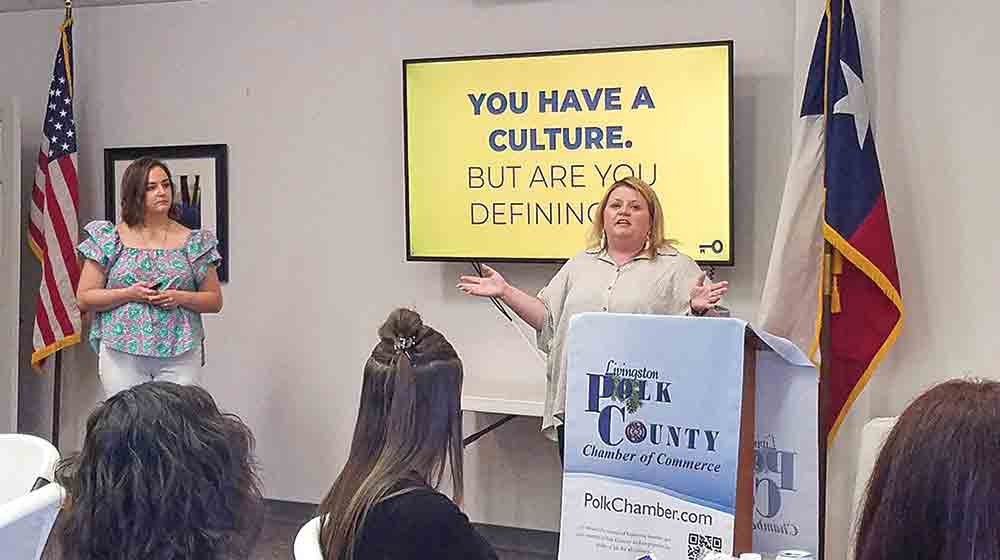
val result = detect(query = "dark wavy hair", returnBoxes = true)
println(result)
[54,382,263,560]
[854,378,1000,560]
[318,308,464,560]
[120,157,181,226]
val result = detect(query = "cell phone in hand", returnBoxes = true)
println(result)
[148,280,164,291]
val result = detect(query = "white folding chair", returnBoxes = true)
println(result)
[849,414,898,560]
[851,416,897,517]
[0,483,65,560]
[293,515,323,560]
[0,434,61,506]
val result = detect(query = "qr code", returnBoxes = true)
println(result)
[687,533,723,560]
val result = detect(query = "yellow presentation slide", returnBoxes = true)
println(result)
[404,42,732,263]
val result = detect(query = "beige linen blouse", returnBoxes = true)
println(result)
[536,245,706,439]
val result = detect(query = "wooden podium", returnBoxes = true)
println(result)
[735,329,760,553]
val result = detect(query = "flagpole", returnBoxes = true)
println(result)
[52,353,62,449]
[815,2,835,558]
[49,0,73,452]
[818,246,832,560]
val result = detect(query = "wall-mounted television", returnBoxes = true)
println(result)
[404,41,733,264]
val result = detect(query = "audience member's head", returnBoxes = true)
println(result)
[319,308,464,560]
[854,378,1000,560]
[55,381,263,560]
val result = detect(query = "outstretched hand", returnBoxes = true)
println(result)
[457,265,509,298]
[689,272,728,314]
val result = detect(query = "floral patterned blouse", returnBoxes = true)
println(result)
[77,220,221,358]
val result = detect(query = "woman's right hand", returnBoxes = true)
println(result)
[122,281,158,303]
[457,265,509,298]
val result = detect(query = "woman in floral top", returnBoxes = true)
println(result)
[76,157,223,396]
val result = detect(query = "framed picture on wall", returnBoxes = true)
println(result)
[103,144,229,282]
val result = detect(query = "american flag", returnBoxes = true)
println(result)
[27,15,81,366]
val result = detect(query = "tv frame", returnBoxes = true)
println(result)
[402,40,735,266]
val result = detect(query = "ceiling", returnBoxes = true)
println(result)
[0,0,192,13]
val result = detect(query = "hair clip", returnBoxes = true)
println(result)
[393,336,416,353]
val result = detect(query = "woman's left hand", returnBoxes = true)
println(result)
[689,272,729,314]
[148,289,185,310]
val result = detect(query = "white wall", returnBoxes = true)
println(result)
[2,0,796,532]
[868,0,1000,411]
[856,5,1000,556]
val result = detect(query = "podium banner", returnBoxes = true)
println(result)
[559,313,748,560]
[751,332,819,554]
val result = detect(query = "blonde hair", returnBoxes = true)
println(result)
[588,176,672,258]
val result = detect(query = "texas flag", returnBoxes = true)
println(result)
[758,0,903,444]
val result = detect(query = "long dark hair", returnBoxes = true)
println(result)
[120,157,181,226]
[854,378,1000,560]
[318,308,464,560]
[54,382,263,560]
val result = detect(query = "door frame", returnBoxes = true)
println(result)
[0,96,21,433]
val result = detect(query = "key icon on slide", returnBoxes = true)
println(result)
[698,240,724,254]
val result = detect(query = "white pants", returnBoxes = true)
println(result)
[98,343,203,397]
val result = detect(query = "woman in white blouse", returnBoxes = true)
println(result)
[457,176,728,459]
